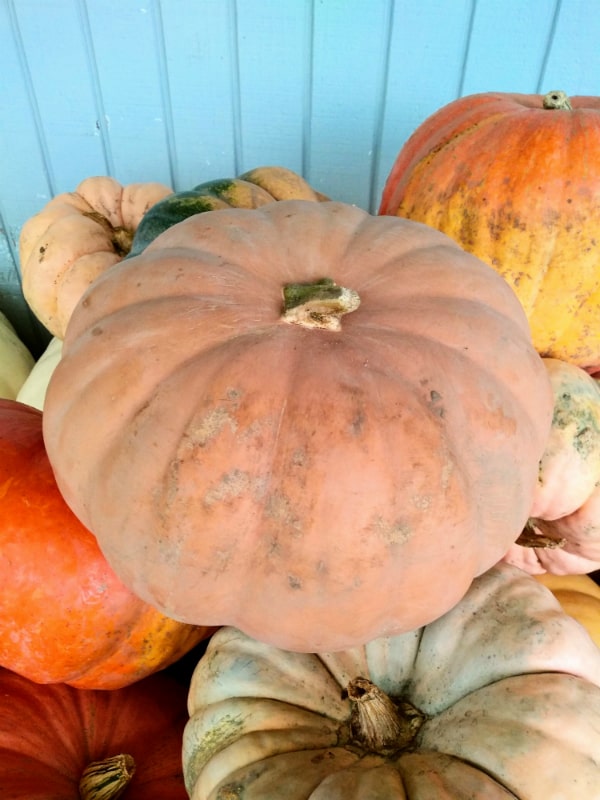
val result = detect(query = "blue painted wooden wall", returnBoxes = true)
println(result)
[1,0,598,353]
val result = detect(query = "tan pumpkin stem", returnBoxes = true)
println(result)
[516,522,566,550]
[281,278,360,331]
[346,677,425,754]
[83,211,135,257]
[542,90,572,111]
[79,754,136,800]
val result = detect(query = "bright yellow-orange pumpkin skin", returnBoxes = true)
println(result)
[0,399,212,689]
[379,91,600,369]
[43,200,553,652]
[535,573,600,647]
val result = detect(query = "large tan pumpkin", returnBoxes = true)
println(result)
[183,563,600,799]
[19,176,173,338]
[43,200,553,652]
[379,90,600,369]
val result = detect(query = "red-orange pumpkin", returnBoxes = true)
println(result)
[379,90,600,370]
[0,667,189,799]
[0,398,213,689]
[43,200,553,652]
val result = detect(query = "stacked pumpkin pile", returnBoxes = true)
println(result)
[1,94,599,798]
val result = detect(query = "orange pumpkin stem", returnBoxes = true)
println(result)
[543,90,572,111]
[78,753,136,800]
[346,677,426,754]
[281,277,360,331]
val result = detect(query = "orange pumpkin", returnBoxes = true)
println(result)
[0,398,213,689]
[379,90,600,369]
[0,667,189,799]
[502,357,600,574]
[19,176,173,339]
[42,200,553,652]
[535,573,600,647]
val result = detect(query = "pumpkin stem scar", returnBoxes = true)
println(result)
[82,210,135,258]
[345,676,426,754]
[281,277,360,331]
[542,90,572,111]
[78,753,136,800]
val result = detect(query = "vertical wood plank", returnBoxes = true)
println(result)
[538,0,600,94]
[10,0,108,189]
[234,0,311,176]
[459,0,561,95]
[307,0,393,208]
[83,0,175,187]
[375,0,475,210]
[158,0,240,188]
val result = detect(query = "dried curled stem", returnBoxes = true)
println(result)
[79,754,135,800]
[542,90,572,111]
[281,278,360,331]
[345,676,426,754]
[516,520,566,550]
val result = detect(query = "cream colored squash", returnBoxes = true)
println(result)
[184,563,600,799]
[16,336,62,410]
[0,312,35,400]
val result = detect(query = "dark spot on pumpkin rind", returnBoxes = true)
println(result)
[215,783,244,799]
[351,410,365,435]
[288,575,302,590]
[573,426,595,457]
[91,326,103,336]
[428,390,445,418]
[311,751,336,764]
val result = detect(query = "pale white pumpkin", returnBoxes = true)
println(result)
[0,311,35,400]
[16,336,62,410]
[184,563,600,799]
[503,358,600,574]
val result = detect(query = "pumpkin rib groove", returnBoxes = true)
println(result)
[418,672,600,798]
[400,750,521,799]
[396,751,520,798]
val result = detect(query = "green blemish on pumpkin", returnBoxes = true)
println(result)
[186,713,245,788]
[193,178,236,196]
[215,784,244,799]
[552,390,600,458]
